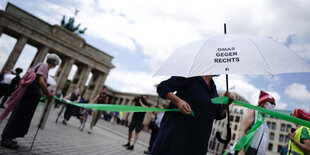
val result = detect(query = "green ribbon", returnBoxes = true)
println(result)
[213,96,310,154]
[50,96,195,116]
[223,111,265,155]
[212,96,310,128]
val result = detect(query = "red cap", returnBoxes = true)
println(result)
[293,109,310,121]
[258,90,275,105]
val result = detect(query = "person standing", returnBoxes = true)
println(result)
[123,95,149,150]
[235,90,276,155]
[279,145,288,155]
[144,111,164,154]
[0,54,60,149]
[287,108,310,155]
[0,68,23,108]
[151,76,233,155]
[62,87,80,125]
[54,89,63,108]
[88,88,109,134]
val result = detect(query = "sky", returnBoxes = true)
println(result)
[0,0,310,111]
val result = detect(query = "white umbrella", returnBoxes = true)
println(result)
[154,34,310,77]
[47,75,57,86]
[153,32,310,144]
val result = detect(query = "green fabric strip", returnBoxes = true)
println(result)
[50,96,195,116]
[223,114,264,155]
[212,96,310,128]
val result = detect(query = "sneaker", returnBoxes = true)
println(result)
[127,145,134,150]
[87,129,92,134]
[122,142,130,147]
[1,139,19,149]
[144,150,150,154]
[62,120,67,125]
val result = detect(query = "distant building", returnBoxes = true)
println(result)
[208,92,293,155]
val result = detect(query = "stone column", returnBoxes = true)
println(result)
[1,36,27,72]
[89,73,105,101]
[77,66,91,91]
[67,65,91,94]
[55,58,75,92]
[121,98,126,105]
[83,71,97,100]
[0,26,3,38]
[29,46,49,68]
[114,98,119,105]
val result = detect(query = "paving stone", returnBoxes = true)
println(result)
[0,104,149,154]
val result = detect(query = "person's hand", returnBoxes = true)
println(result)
[288,130,295,141]
[224,91,234,105]
[46,92,53,99]
[176,99,191,115]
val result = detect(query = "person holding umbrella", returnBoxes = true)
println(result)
[234,90,276,155]
[287,109,310,155]
[150,75,234,155]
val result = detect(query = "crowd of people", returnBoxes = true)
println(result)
[0,54,309,155]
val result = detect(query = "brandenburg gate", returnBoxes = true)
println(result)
[0,3,114,101]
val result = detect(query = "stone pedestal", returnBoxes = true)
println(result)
[38,100,53,129]
[1,36,27,72]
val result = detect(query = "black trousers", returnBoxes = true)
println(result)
[148,126,159,151]
[64,104,77,121]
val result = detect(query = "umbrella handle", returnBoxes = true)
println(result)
[215,125,231,144]
[216,104,232,144]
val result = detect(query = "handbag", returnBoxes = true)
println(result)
[246,147,258,155]
[245,127,265,155]
[24,65,41,96]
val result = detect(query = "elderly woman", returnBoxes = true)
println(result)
[151,75,234,155]
[235,90,276,155]
[1,54,61,149]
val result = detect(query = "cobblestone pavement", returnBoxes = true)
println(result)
[0,103,150,155]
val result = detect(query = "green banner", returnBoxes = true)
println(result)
[51,96,195,116]
[223,111,265,155]
[212,96,310,128]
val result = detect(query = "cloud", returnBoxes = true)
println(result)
[263,75,282,90]
[285,83,310,102]
[1,0,309,113]
[213,75,287,109]
[276,102,288,110]
[106,69,169,94]
[22,0,310,70]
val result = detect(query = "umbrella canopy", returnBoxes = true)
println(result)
[47,75,57,86]
[154,34,310,77]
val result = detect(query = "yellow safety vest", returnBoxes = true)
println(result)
[288,126,310,155]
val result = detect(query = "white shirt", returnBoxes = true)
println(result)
[1,73,15,84]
